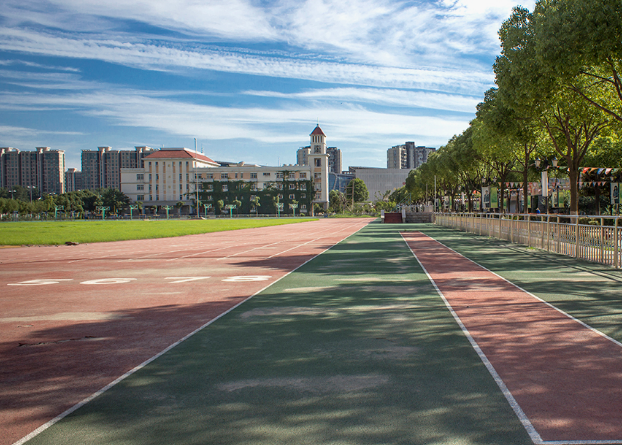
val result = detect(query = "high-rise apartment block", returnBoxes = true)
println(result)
[297,144,342,174]
[81,146,154,190]
[387,142,435,169]
[0,146,65,194]
[65,168,83,192]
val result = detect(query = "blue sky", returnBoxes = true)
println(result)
[0,0,535,170]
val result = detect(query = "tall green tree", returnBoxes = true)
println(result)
[345,178,369,204]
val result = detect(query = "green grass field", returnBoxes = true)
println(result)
[0,218,316,246]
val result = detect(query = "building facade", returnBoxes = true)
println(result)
[297,142,341,174]
[0,146,65,194]
[387,142,435,169]
[82,146,155,190]
[350,167,413,201]
[120,126,330,214]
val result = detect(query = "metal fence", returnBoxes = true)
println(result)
[434,213,622,269]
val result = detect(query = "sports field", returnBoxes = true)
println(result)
[4,220,622,444]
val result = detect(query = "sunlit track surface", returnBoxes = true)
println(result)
[403,231,622,445]
[0,218,372,445]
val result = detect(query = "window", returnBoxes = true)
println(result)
[251,184,257,191]
[149,173,152,180]
[250,173,257,179]
[300,184,306,191]
[278,194,283,199]
[149,195,152,201]
[179,184,182,190]
[149,162,152,167]
[223,185,228,191]
[206,184,213,191]
[235,173,238,179]
[276,172,284,179]
[301,205,307,210]
[301,193,306,198]
[289,194,295,199]
[155,184,159,191]
[221,173,228,179]
[186,184,189,190]
[179,174,182,181]
[137,184,144,191]
[156,162,158,166]
[207,195,212,201]
[156,174,159,180]
[156,195,159,200]
[137,195,144,201]
[314,173,321,179]
[263,172,271,177]
[149,184,152,191]
[299,173,306,179]
[314,146,321,153]
[137,174,144,181]
[315,159,321,167]
[289,184,296,190]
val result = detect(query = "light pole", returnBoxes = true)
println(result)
[277,203,283,217]
[203,203,212,218]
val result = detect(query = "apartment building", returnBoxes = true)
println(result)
[0,146,65,194]
[387,142,435,169]
[65,168,83,192]
[81,145,155,190]
[297,143,342,174]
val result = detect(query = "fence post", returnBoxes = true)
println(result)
[546,215,550,251]
[527,214,531,247]
[615,217,619,269]
[575,215,580,258]
[598,218,605,263]
[557,216,561,254]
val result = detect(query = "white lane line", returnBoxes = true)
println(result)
[13,219,369,445]
[400,233,543,445]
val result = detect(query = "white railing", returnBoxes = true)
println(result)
[434,213,622,269]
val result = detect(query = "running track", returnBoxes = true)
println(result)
[403,231,622,444]
[0,218,372,445]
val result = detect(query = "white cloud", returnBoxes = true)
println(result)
[244,87,479,113]
[0,28,493,94]
[0,89,467,148]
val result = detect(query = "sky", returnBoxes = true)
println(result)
[0,0,536,170]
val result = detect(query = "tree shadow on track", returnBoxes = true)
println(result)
[23,223,533,445]
[0,297,246,445]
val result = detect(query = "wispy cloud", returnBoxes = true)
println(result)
[244,87,479,113]
[0,89,467,147]
[0,125,83,137]
[0,28,492,94]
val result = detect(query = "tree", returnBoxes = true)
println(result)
[534,0,622,124]
[495,5,612,213]
[216,199,224,215]
[329,190,346,213]
[100,188,130,214]
[345,178,368,204]
[175,201,184,216]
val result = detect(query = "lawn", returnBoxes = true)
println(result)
[0,218,316,245]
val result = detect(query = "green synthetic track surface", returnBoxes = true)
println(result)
[25,222,622,445]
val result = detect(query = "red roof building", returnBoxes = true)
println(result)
[143,148,219,166]
[310,125,326,137]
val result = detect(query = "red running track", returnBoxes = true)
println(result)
[402,231,622,444]
[0,219,371,445]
